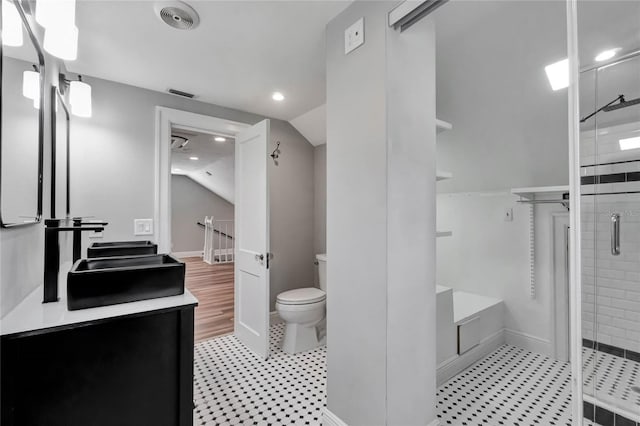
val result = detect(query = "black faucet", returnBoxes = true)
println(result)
[43,218,108,303]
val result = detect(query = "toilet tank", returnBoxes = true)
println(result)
[316,254,327,292]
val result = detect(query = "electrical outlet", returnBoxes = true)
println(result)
[134,218,153,236]
[344,17,364,55]
[87,219,104,238]
[504,208,514,222]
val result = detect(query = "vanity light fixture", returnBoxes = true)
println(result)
[619,136,640,151]
[36,0,76,29]
[189,156,199,161]
[69,78,92,117]
[2,0,23,47]
[595,48,620,62]
[272,92,285,101]
[544,58,569,91]
[214,136,226,142]
[44,24,78,60]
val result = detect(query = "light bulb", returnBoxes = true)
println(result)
[2,0,23,47]
[44,24,78,60]
[69,80,91,117]
[36,0,76,29]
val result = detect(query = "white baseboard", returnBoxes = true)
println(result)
[428,419,440,426]
[172,250,203,258]
[322,408,348,426]
[437,329,505,386]
[270,311,283,325]
[504,329,551,356]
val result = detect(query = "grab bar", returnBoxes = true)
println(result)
[611,213,621,256]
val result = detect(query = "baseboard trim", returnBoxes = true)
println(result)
[504,328,550,356]
[270,311,283,325]
[171,250,203,258]
[427,419,440,426]
[322,408,348,426]
[437,329,505,386]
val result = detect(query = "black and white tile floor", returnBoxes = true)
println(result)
[194,324,326,426]
[194,327,580,425]
[583,347,640,412]
[437,345,573,425]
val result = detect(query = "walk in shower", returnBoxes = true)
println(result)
[579,1,640,421]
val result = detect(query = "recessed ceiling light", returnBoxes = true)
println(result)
[272,92,285,101]
[214,136,226,142]
[189,156,199,161]
[595,48,620,62]
[619,136,640,151]
[544,58,569,91]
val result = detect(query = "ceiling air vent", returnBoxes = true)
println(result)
[155,1,200,30]
[168,88,195,99]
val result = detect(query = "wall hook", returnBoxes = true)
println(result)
[270,141,281,165]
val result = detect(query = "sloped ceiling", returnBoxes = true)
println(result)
[290,104,327,146]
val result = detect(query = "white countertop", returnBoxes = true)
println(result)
[0,263,198,337]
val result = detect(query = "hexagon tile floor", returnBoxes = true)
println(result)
[193,325,580,426]
[193,324,326,426]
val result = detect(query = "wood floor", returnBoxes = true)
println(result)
[182,257,234,343]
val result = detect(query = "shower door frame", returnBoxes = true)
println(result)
[566,0,583,424]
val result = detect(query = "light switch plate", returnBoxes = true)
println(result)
[344,17,364,55]
[134,218,154,236]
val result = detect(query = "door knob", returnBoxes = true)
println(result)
[255,254,264,262]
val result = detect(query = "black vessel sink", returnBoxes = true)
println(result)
[67,254,185,310]
[87,241,158,258]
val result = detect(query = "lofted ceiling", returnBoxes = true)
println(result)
[170,128,235,203]
[71,1,350,122]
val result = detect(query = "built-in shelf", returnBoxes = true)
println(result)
[437,231,453,238]
[511,185,570,200]
[436,119,452,134]
[436,170,453,181]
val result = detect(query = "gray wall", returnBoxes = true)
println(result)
[69,75,315,311]
[268,120,315,310]
[313,144,326,257]
[326,2,437,424]
[170,175,234,253]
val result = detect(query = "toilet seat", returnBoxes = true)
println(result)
[276,287,326,305]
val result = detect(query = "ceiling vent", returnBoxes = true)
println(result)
[155,1,200,30]
[168,88,195,98]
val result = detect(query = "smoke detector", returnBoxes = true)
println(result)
[154,1,200,30]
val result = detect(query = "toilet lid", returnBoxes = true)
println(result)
[277,287,326,305]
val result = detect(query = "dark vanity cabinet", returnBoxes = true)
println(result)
[1,305,195,426]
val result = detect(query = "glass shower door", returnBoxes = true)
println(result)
[581,52,640,419]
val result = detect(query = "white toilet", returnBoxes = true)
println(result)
[276,254,327,354]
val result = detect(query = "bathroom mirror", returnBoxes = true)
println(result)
[52,86,70,219]
[0,0,45,227]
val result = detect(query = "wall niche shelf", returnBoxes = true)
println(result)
[436,118,453,240]
[511,185,570,200]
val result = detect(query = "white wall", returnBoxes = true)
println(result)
[437,192,568,355]
[170,175,234,253]
[435,0,568,193]
[326,2,437,424]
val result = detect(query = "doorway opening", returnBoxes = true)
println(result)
[170,126,236,342]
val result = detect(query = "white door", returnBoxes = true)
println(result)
[234,119,270,359]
